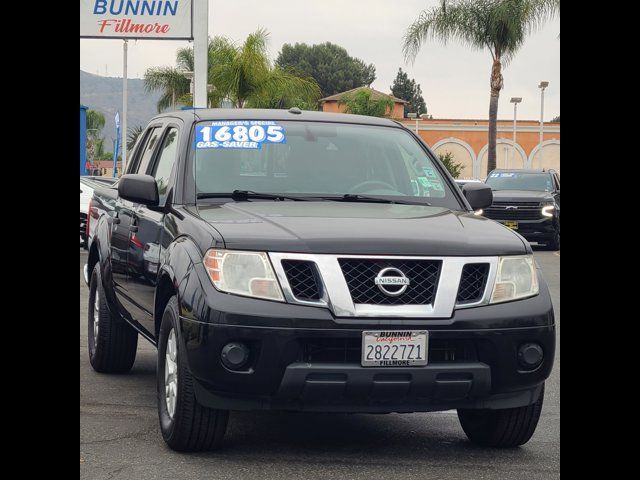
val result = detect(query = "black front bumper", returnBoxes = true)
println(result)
[490,217,558,243]
[180,311,554,413]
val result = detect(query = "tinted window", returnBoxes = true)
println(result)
[192,121,460,209]
[152,127,179,204]
[485,172,553,192]
[135,127,162,175]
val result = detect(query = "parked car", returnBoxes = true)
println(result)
[84,109,555,451]
[80,176,117,248]
[483,169,560,250]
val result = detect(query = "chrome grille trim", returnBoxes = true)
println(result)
[269,253,498,318]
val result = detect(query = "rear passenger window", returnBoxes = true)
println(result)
[135,127,162,175]
[152,127,179,205]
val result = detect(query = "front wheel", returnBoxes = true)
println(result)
[157,296,229,451]
[457,384,544,448]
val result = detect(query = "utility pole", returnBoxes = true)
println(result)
[122,39,128,172]
[538,81,549,168]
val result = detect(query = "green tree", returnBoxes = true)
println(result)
[144,30,320,112]
[276,42,376,98]
[86,110,106,164]
[339,90,394,117]
[438,151,464,178]
[403,0,559,175]
[390,68,427,117]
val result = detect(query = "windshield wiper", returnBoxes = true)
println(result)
[321,194,430,206]
[197,190,310,201]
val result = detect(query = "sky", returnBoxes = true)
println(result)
[79,0,560,121]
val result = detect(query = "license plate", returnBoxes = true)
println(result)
[361,330,428,367]
[503,220,519,230]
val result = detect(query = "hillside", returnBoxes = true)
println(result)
[80,70,162,152]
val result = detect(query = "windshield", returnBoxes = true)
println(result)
[485,172,553,192]
[192,120,461,209]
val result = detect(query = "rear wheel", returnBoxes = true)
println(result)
[457,384,544,447]
[157,296,229,451]
[88,263,138,373]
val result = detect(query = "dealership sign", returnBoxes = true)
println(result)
[80,0,193,39]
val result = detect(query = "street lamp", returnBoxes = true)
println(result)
[510,97,522,169]
[407,112,418,133]
[538,81,549,168]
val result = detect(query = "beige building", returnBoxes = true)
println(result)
[400,118,560,179]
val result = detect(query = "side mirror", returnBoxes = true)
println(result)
[118,174,159,206]
[462,183,493,211]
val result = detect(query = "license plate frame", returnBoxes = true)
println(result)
[361,330,428,367]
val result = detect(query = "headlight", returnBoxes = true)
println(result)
[490,255,539,303]
[541,203,555,217]
[204,249,284,302]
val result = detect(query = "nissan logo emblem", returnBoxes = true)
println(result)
[374,267,410,296]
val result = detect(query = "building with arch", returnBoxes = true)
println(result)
[400,118,560,179]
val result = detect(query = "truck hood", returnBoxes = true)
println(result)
[491,190,554,203]
[194,201,527,256]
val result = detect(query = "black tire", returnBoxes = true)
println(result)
[457,384,544,448]
[157,296,229,452]
[546,230,560,251]
[88,263,138,373]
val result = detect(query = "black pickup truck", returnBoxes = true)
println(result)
[84,109,555,452]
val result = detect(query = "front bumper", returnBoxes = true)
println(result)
[180,320,554,413]
[491,217,558,243]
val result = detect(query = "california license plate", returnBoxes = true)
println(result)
[361,331,428,367]
[503,220,519,230]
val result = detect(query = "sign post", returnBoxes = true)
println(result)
[122,40,128,172]
[193,0,208,108]
[81,0,195,171]
[113,111,121,177]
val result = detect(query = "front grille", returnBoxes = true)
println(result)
[483,201,543,220]
[456,263,489,304]
[299,338,476,364]
[338,259,441,305]
[80,212,87,238]
[282,260,322,301]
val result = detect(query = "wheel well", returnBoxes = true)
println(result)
[87,243,99,283]
[155,274,177,339]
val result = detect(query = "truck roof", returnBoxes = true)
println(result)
[149,108,402,128]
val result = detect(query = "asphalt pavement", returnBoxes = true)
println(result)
[80,248,559,480]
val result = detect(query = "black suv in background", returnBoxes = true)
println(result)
[483,169,560,250]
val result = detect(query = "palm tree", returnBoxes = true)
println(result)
[144,30,320,112]
[210,29,319,108]
[86,109,105,137]
[144,66,191,112]
[403,0,559,174]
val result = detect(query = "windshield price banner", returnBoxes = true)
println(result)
[195,121,286,150]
